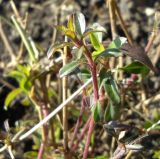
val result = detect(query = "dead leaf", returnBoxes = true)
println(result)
[120,43,158,73]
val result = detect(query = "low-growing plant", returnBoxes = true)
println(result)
[2,3,159,159]
[45,12,156,158]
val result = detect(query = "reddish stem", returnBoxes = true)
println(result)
[38,102,49,159]
[91,63,99,101]
[72,117,91,151]
[82,118,95,159]
[37,141,45,159]
[80,62,98,158]
[70,97,86,148]
[76,40,99,159]
[82,50,99,159]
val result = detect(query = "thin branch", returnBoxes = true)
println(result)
[145,11,160,53]
[107,0,117,39]
[83,118,95,159]
[114,2,133,45]
[0,20,16,62]
[72,117,91,151]
[70,97,86,148]
[11,16,36,63]
[10,0,21,22]
[106,0,117,69]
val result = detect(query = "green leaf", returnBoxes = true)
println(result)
[24,151,38,159]
[54,25,76,40]
[8,65,31,87]
[54,25,68,32]
[74,12,86,36]
[153,150,160,159]
[21,97,30,106]
[72,46,85,59]
[89,23,106,41]
[67,14,75,31]
[20,78,32,92]
[5,88,23,108]
[47,42,72,59]
[90,32,104,51]
[94,156,108,159]
[91,101,102,122]
[94,48,122,58]
[77,46,84,59]
[89,156,108,159]
[119,61,150,77]
[59,60,81,78]
[93,37,127,59]
[83,29,106,40]
[104,101,120,121]
[65,30,76,40]
[9,70,25,81]
[91,23,106,32]
[143,121,153,129]
[82,23,106,41]
[104,103,110,121]
[108,37,127,49]
[16,64,31,77]
[8,65,31,91]
[99,68,107,90]
[120,43,157,73]
[110,102,119,119]
[103,73,120,104]
[48,87,58,98]
[78,69,91,82]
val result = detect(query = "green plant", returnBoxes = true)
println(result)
[3,8,157,159]
[46,12,153,159]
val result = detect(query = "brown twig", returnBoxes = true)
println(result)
[36,103,48,159]
[153,44,160,65]
[114,2,133,45]
[145,11,160,53]
[40,76,56,146]
[124,150,133,159]
[114,0,133,81]
[0,20,16,64]
[16,13,28,61]
[107,0,117,39]
[0,79,16,90]
[10,0,24,28]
